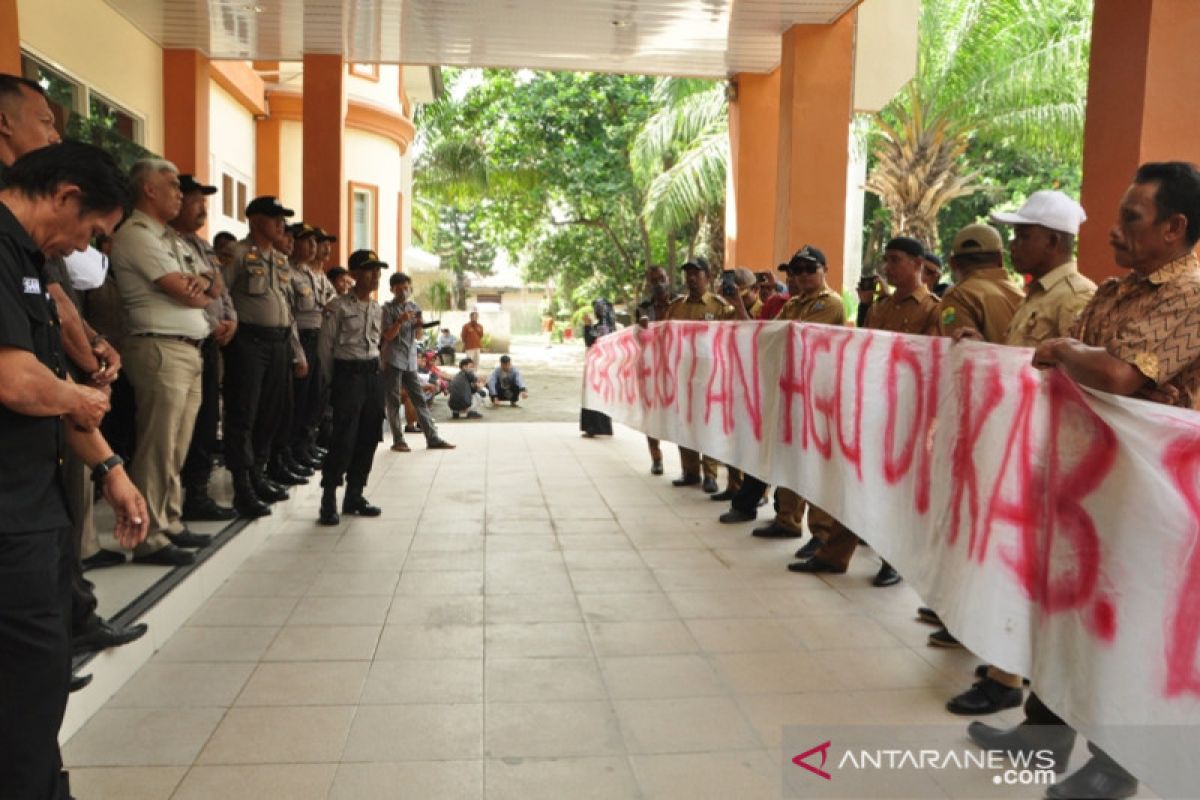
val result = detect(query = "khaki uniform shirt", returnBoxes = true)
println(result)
[1003,261,1095,348]
[865,285,940,335]
[937,266,1024,343]
[776,286,845,325]
[290,262,336,331]
[224,239,294,328]
[110,209,209,339]
[319,292,382,381]
[664,291,735,322]
[1071,253,1200,409]
[180,232,236,333]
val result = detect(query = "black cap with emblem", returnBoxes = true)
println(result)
[245,196,295,218]
[348,249,387,271]
[178,174,217,195]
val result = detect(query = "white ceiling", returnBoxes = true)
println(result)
[102,0,859,77]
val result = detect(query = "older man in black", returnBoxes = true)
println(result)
[0,142,149,799]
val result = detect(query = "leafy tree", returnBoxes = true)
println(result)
[429,207,496,310]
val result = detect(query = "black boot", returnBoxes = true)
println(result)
[252,467,289,502]
[233,472,271,518]
[319,487,340,526]
[182,487,237,522]
[268,453,307,485]
[284,451,314,477]
[342,486,382,517]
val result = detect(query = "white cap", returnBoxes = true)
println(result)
[989,190,1087,235]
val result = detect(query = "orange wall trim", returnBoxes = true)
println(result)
[0,0,20,75]
[255,116,282,198]
[267,90,414,151]
[726,70,781,271]
[163,49,211,182]
[209,60,267,117]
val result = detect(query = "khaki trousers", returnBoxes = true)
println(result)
[647,436,662,462]
[678,447,718,480]
[809,506,858,570]
[774,488,807,534]
[985,666,1024,689]
[122,337,203,556]
[466,348,481,367]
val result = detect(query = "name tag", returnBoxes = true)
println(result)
[23,277,41,294]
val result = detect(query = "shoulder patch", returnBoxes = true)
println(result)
[941,306,957,325]
[22,277,41,294]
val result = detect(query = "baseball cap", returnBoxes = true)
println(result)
[884,237,925,259]
[327,266,349,282]
[790,244,826,267]
[178,174,217,195]
[245,196,295,218]
[989,190,1087,235]
[732,267,756,289]
[315,227,338,243]
[348,249,387,271]
[679,257,710,272]
[289,222,317,240]
[951,224,1004,257]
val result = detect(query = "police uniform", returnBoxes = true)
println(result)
[287,225,336,464]
[318,250,387,524]
[0,201,75,800]
[664,290,734,486]
[222,196,301,513]
[937,270,1023,343]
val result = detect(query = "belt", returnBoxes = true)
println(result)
[132,332,204,348]
[238,323,291,341]
[334,358,380,374]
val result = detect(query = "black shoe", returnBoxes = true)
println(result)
[701,477,719,493]
[794,537,822,560]
[916,606,942,626]
[80,548,125,571]
[182,493,237,522]
[928,627,962,648]
[672,474,700,487]
[1045,756,1138,799]
[973,664,1031,687]
[452,411,460,419]
[292,450,321,470]
[753,522,803,539]
[710,489,737,502]
[718,509,756,524]
[467,411,483,419]
[428,439,456,450]
[650,460,663,475]
[268,464,307,485]
[343,495,382,517]
[165,530,213,549]
[132,544,196,567]
[788,558,846,574]
[72,619,149,655]
[967,721,1075,775]
[872,562,901,587]
[70,672,93,693]
[319,489,340,526]
[252,475,289,503]
[234,492,272,518]
[286,457,314,478]
[947,677,1024,715]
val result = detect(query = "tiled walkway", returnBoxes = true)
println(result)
[63,421,1039,799]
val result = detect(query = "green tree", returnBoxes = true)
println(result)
[430,207,497,310]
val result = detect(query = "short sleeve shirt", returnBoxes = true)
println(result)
[461,321,485,350]
[289,263,336,331]
[664,292,735,322]
[1071,253,1200,409]
[320,293,382,365]
[225,240,294,328]
[180,232,236,331]
[381,298,421,371]
[0,202,70,533]
[865,286,941,335]
[1003,261,1096,348]
[937,267,1024,343]
[776,287,845,325]
[110,209,210,338]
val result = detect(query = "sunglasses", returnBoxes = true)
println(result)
[787,262,821,275]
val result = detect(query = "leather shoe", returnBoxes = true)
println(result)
[650,460,663,475]
[284,454,314,476]
[234,493,271,518]
[927,627,962,648]
[672,474,700,487]
[428,439,457,450]
[709,489,737,502]
[753,522,803,539]
[701,477,719,493]
[181,494,237,522]
[967,721,1074,775]
[252,477,289,503]
[343,496,382,517]
[70,672,93,693]
[268,464,307,485]
[80,548,125,571]
[794,537,822,560]
[72,619,149,655]
[916,606,942,625]
[319,506,340,526]
[132,544,195,567]
[1045,756,1138,799]
[947,677,1023,715]
[718,509,756,524]
[788,558,846,574]
[166,530,213,549]
[872,562,902,587]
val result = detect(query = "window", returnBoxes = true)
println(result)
[219,172,249,223]
[350,63,380,81]
[349,183,378,252]
[236,181,248,222]
[222,175,234,218]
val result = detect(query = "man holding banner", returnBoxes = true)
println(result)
[971,162,1200,800]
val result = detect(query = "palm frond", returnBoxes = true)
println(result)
[642,131,728,233]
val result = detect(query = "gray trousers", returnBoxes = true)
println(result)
[384,364,439,446]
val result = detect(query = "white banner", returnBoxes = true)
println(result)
[583,321,1200,796]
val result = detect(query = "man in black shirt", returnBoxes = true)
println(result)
[0,142,148,799]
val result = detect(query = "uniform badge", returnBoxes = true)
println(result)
[941,306,957,325]
[22,277,41,294]
[704,313,714,321]
[813,302,825,311]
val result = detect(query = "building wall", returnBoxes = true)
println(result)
[346,128,402,267]
[17,0,164,153]
[347,64,403,108]
[208,81,256,238]
[279,120,305,220]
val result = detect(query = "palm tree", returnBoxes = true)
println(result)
[866,0,1092,244]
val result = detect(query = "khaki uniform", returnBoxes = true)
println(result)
[225,241,294,329]
[665,292,734,481]
[1003,262,1095,348]
[937,267,1023,343]
[1072,252,1200,409]
[638,296,677,465]
[776,287,845,325]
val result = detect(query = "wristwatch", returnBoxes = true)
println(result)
[91,454,124,484]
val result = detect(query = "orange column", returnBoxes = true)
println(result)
[302,54,346,263]
[725,70,780,271]
[773,10,857,291]
[1078,0,1200,280]
[0,0,19,75]
[162,49,210,181]
[256,116,281,198]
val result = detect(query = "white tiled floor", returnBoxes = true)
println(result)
[64,422,1129,799]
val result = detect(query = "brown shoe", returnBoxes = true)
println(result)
[391,442,411,453]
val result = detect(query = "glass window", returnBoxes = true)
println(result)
[21,54,79,134]
[236,181,248,222]
[222,175,234,218]
[352,186,375,251]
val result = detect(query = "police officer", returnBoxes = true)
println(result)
[286,222,335,468]
[636,265,678,475]
[664,258,734,493]
[318,249,388,526]
[222,196,306,517]
[0,141,149,800]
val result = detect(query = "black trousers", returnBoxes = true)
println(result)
[730,474,769,515]
[223,325,290,475]
[180,338,221,490]
[99,371,136,463]
[290,329,322,453]
[1024,693,1133,778]
[322,361,383,492]
[0,527,74,800]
